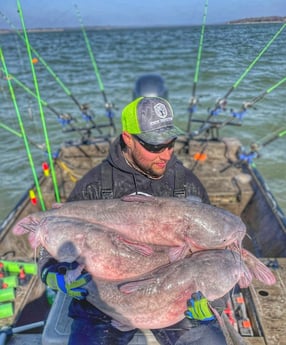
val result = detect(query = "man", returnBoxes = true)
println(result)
[39,96,227,345]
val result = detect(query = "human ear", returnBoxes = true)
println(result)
[122,131,133,148]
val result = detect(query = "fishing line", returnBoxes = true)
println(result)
[0,121,45,151]
[0,46,42,161]
[187,0,208,133]
[74,3,116,133]
[1,7,116,137]
[0,10,83,112]
[224,75,286,127]
[25,91,43,154]
[74,4,105,95]
[186,0,210,170]
[220,126,286,173]
[0,48,46,211]
[245,75,286,108]
[17,0,61,203]
[0,83,20,146]
[196,22,286,135]
[0,121,79,184]
[191,141,209,173]
[254,127,286,149]
[221,22,286,103]
[0,67,80,130]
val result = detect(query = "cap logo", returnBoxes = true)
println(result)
[154,103,169,119]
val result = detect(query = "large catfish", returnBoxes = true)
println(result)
[14,195,246,259]
[82,249,257,329]
[13,195,276,284]
[13,214,275,285]
[16,215,171,281]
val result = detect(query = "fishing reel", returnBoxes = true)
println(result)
[57,113,76,127]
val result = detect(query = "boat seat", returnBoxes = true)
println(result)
[42,292,72,345]
[42,292,159,345]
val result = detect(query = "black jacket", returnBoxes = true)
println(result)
[67,136,209,203]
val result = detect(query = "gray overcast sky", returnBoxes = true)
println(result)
[0,0,285,29]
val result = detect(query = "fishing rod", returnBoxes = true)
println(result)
[0,67,81,129]
[223,22,286,101]
[196,22,286,136]
[236,75,286,112]
[74,4,116,133]
[0,121,79,184]
[0,48,46,211]
[2,7,115,137]
[17,0,60,203]
[0,10,85,114]
[192,75,286,172]
[187,0,208,133]
[1,69,110,142]
[220,126,286,173]
[211,75,286,132]
[220,127,286,229]
[251,127,286,151]
[0,121,45,151]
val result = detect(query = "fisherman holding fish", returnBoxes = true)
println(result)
[39,97,228,344]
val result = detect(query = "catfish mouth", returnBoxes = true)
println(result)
[186,237,209,252]
[186,230,244,253]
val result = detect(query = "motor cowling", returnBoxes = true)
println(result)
[133,74,168,99]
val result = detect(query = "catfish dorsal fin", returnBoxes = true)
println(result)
[121,193,155,203]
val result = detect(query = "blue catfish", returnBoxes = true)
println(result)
[14,195,246,260]
[13,195,275,285]
[82,249,255,329]
[14,215,172,281]
[13,214,275,286]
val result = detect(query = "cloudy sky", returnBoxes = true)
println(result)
[0,0,285,29]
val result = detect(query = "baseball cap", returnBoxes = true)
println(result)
[121,97,184,145]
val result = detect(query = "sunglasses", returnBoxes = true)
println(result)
[133,135,176,153]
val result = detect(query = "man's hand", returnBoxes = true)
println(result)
[185,291,215,322]
[41,262,91,300]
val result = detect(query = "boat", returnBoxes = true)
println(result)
[0,72,286,345]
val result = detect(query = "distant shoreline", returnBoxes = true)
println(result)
[0,16,285,34]
[227,16,286,24]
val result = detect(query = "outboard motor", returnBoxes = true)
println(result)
[133,74,168,99]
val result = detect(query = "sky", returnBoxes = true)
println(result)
[0,0,285,29]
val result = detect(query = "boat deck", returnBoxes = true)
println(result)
[1,137,285,344]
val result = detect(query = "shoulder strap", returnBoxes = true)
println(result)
[100,161,114,199]
[173,162,186,198]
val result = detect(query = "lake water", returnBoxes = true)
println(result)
[0,23,286,222]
